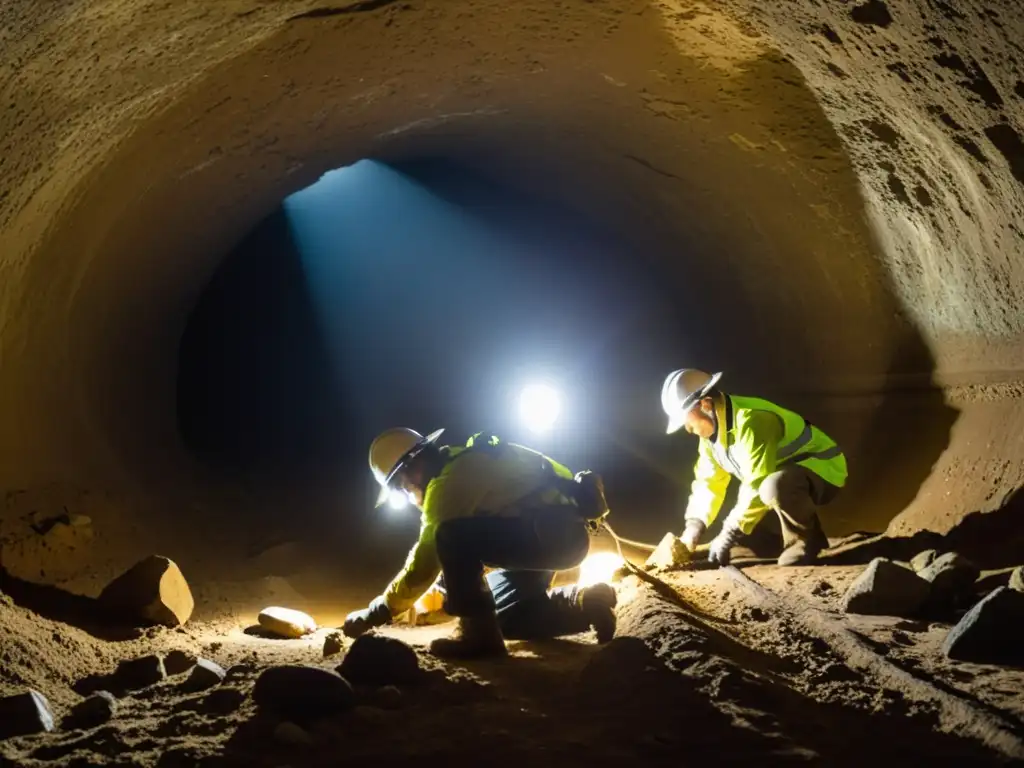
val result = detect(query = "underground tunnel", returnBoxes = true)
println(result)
[3,0,1024,764]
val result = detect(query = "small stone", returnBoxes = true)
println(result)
[811,580,834,597]
[99,555,194,627]
[257,606,317,638]
[919,552,980,612]
[374,685,403,710]
[273,721,314,746]
[841,558,930,617]
[252,665,355,722]
[64,691,116,729]
[337,634,422,686]
[323,632,345,658]
[0,690,55,739]
[164,650,197,676]
[200,686,246,715]
[943,587,1024,664]
[645,532,689,570]
[115,654,167,691]
[1009,566,1024,593]
[181,658,226,693]
[910,549,938,573]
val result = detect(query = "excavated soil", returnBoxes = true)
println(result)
[4,559,1024,767]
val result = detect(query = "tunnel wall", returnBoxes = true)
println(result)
[1,0,1023,563]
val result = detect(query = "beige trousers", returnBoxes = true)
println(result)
[758,466,839,548]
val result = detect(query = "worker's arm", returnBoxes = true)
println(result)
[683,439,731,533]
[720,411,784,534]
[380,521,441,616]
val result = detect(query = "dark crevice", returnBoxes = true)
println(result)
[623,154,682,180]
[984,123,1024,185]
[851,0,893,28]
[933,52,1004,109]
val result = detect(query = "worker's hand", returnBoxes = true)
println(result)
[708,526,742,567]
[342,596,391,638]
[680,519,706,552]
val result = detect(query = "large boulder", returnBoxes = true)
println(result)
[252,665,355,722]
[0,690,55,739]
[98,555,194,627]
[840,558,930,617]
[337,634,422,686]
[942,587,1024,665]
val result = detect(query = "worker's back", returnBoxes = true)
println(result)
[422,438,574,524]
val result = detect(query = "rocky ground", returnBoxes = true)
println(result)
[3,540,1024,767]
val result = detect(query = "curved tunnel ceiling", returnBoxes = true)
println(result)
[2,0,1024,550]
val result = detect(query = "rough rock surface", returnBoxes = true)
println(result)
[113,654,167,692]
[645,533,690,570]
[252,665,355,722]
[841,558,930,617]
[63,691,116,730]
[181,658,226,693]
[98,556,194,627]
[322,632,344,658]
[257,606,317,638]
[942,586,1024,664]
[337,634,422,687]
[1009,566,1024,593]
[0,690,55,739]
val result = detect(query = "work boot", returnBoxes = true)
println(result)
[777,518,829,567]
[429,613,508,659]
[579,582,617,643]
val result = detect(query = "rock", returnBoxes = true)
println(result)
[99,555,194,627]
[1009,566,1024,593]
[841,558,930,617]
[257,606,317,638]
[200,686,246,715]
[910,549,938,572]
[181,658,226,692]
[943,587,1024,664]
[337,634,422,686]
[163,649,197,676]
[274,721,314,746]
[64,691,116,729]
[252,665,355,722]
[0,690,56,739]
[918,551,980,612]
[645,532,689,570]
[115,654,167,691]
[374,685,403,710]
[323,631,345,658]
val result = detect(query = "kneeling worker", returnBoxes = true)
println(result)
[661,369,847,567]
[343,428,617,658]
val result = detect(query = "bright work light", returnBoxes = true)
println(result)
[519,383,561,433]
[387,488,411,511]
[576,551,626,588]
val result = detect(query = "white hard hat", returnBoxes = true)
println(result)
[661,369,723,434]
[368,427,445,507]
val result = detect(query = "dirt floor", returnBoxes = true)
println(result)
[4,551,1024,767]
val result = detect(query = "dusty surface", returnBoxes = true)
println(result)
[4,556,1024,766]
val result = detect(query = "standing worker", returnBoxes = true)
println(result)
[342,428,617,658]
[661,369,847,567]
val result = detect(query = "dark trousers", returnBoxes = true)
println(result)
[434,508,591,627]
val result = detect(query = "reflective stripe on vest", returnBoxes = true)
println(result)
[712,415,842,481]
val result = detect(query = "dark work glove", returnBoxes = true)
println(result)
[708,526,742,567]
[342,595,391,638]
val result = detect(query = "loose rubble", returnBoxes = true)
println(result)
[918,552,979,613]
[0,690,55,739]
[323,631,345,657]
[645,532,690,570]
[257,606,317,638]
[841,557,930,617]
[337,634,422,686]
[98,555,194,627]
